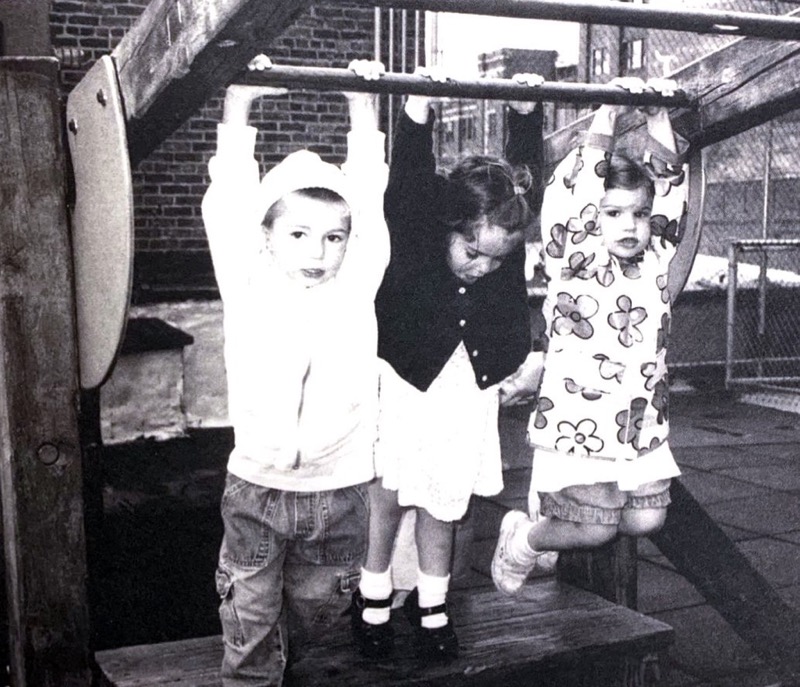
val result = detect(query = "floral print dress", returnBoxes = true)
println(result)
[529,132,688,492]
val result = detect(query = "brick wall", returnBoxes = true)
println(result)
[50,1,394,303]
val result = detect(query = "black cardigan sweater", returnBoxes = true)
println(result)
[376,106,543,392]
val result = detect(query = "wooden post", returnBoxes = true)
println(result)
[557,537,639,610]
[0,1,51,55]
[0,57,92,686]
[651,480,800,670]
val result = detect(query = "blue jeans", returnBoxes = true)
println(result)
[216,474,368,686]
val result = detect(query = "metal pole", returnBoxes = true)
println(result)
[238,64,691,106]
[414,9,420,70]
[374,7,382,136]
[388,7,395,163]
[726,242,738,389]
[401,9,408,74]
[362,0,800,40]
[374,6,381,62]
[757,123,774,377]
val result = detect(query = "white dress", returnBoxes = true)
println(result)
[376,342,504,522]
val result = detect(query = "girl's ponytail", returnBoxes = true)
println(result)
[439,156,534,238]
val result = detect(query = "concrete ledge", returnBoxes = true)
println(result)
[101,318,195,444]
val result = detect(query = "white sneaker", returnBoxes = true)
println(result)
[491,510,554,595]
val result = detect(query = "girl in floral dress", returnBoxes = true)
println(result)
[492,77,690,595]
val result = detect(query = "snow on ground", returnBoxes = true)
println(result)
[684,253,800,291]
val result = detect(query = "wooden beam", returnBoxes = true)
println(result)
[651,480,800,670]
[0,57,92,686]
[674,37,800,150]
[111,0,316,166]
[367,0,800,40]
[544,33,800,167]
[239,63,690,107]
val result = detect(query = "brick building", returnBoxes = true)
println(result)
[432,48,578,169]
[0,1,420,303]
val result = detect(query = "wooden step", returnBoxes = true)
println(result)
[95,581,673,687]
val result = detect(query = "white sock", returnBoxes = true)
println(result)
[509,519,540,565]
[416,569,450,629]
[359,567,392,625]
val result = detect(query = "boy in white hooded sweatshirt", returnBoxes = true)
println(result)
[201,57,389,686]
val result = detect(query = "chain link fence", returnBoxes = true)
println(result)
[659,2,800,390]
[725,239,800,390]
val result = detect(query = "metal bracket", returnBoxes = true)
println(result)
[66,55,133,390]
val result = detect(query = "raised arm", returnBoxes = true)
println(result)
[540,103,621,278]
[506,75,544,165]
[383,66,446,236]
[339,59,391,285]
[640,78,689,256]
[201,55,288,300]
[341,59,385,176]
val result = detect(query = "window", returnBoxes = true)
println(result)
[623,38,645,72]
[592,47,610,76]
[459,115,475,142]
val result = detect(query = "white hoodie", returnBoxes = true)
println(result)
[202,123,390,491]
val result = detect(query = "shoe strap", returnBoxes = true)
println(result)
[417,602,447,617]
[359,594,392,610]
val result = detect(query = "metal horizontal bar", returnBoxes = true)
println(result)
[363,0,800,40]
[729,356,800,366]
[729,376,800,384]
[237,65,690,106]
[732,238,800,249]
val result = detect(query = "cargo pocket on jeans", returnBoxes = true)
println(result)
[312,569,362,629]
[216,566,244,648]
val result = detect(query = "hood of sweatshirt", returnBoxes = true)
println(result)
[258,149,356,221]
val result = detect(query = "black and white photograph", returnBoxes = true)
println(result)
[3,1,800,685]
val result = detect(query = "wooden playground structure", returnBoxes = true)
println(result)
[4,0,800,684]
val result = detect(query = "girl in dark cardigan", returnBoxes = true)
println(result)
[351,69,546,663]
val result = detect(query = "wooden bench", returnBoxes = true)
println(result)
[94,410,673,686]
[95,582,672,687]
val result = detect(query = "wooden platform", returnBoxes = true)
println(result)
[95,581,673,687]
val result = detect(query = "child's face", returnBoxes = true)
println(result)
[598,186,653,260]
[265,192,351,286]
[446,221,521,284]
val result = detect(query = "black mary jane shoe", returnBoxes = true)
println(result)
[403,588,459,663]
[349,589,395,659]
